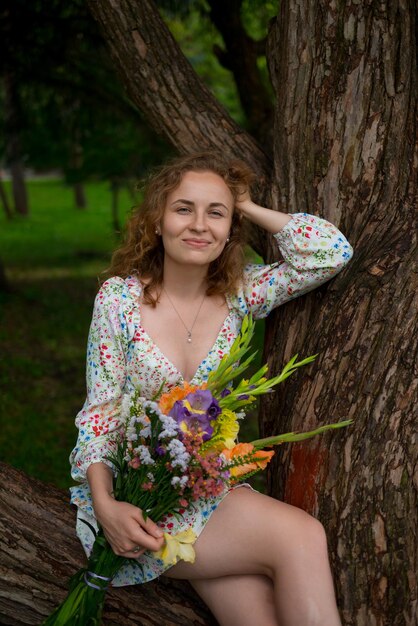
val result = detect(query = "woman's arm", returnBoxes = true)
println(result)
[235,191,292,233]
[231,189,353,320]
[70,278,163,556]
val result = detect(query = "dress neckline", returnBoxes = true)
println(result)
[127,275,233,384]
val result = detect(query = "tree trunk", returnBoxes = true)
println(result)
[110,179,121,234]
[0,462,217,625]
[69,127,87,209]
[207,0,274,151]
[73,182,87,209]
[0,258,11,293]
[3,72,29,217]
[71,1,417,623]
[0,175,13,220]
[260,3,417,625]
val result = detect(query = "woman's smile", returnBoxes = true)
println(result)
[182,238,211,248]
[160,171,233,268]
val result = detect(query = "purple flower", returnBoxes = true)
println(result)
[155,445,166,456]
[169,389,221,441]
[220,388,231,398]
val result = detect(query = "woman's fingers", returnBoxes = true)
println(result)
[138,513,164,540]
[104,521,165,555]
[129,526,165,552]
[95,500,165,555]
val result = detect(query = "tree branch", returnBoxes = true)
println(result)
[86,0,269,169]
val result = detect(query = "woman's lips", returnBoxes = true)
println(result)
[182,239,211,248]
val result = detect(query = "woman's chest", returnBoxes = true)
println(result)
[125,307,241,398]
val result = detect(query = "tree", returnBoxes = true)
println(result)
[0,463,216,625]
[84,2,418,624]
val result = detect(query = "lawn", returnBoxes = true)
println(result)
[0,179,266,491]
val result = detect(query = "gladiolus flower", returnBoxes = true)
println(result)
[159,382,207,414]
[222,443,275,477]
[152,529,197,566]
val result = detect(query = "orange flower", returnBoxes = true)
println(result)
[159,382,207,414]
[222,443,275,477]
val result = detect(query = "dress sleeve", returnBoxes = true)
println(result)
[234,212,353,320]
[69,276,129,482]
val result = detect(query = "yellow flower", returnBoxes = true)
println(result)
[152,529,197,566]
[210,409,240,450]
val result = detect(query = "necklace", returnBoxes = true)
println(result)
[163,287,206,343]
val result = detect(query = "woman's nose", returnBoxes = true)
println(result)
[190,211,207,231]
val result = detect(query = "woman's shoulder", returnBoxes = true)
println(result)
[95,275,143,308]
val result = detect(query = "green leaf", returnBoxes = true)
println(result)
[251,420,353,449]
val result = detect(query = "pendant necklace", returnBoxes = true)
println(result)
[163,287,206,343]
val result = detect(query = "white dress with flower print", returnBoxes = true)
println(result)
[69,212,353,586]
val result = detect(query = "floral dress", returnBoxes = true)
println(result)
[69,212,353,586]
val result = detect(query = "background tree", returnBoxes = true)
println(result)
[85,1,417,624]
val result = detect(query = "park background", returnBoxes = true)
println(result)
[0,1,416,625]
[0,1,273,490]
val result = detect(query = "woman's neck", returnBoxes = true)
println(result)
[161,259,208,300]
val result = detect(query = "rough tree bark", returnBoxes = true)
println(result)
[0,463,217,625]
[261,3,417,626]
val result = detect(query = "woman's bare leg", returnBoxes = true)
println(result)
[191,574,278,626]
[162,488,341,626]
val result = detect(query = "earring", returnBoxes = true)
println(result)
[226,237,230,242]
[155,228,160,235]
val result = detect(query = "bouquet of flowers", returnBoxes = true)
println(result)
[43,316,351,625]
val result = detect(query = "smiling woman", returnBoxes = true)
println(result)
[160,171,233,268]
[69,151,353,625]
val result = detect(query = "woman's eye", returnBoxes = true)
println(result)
[177,207,191,213]
[210,210,223,218]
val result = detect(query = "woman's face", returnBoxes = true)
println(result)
[160,170,234,269]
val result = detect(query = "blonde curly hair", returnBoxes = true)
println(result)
[106,152,255,306]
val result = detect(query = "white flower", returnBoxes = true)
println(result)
[133,444,155,466]
[139,424,151,438]
[121,393,135,419]
[158,413,180,439]
[167,439,190,471]
[171,476,181,487]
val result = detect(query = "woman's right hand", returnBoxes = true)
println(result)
[93,496,165,559]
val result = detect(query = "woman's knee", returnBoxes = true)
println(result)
[265,503,329,565]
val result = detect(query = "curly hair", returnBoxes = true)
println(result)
[105,152,256,306]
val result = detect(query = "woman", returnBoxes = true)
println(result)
[70,152,353,625]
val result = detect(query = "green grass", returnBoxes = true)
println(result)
[0,179,266,492]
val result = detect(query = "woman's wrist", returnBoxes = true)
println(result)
[87,462,115,503]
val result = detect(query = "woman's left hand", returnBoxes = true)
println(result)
[234,190,293,233]
[235,186,252,214]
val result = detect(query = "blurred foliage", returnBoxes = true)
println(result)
[0,1,278,183]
